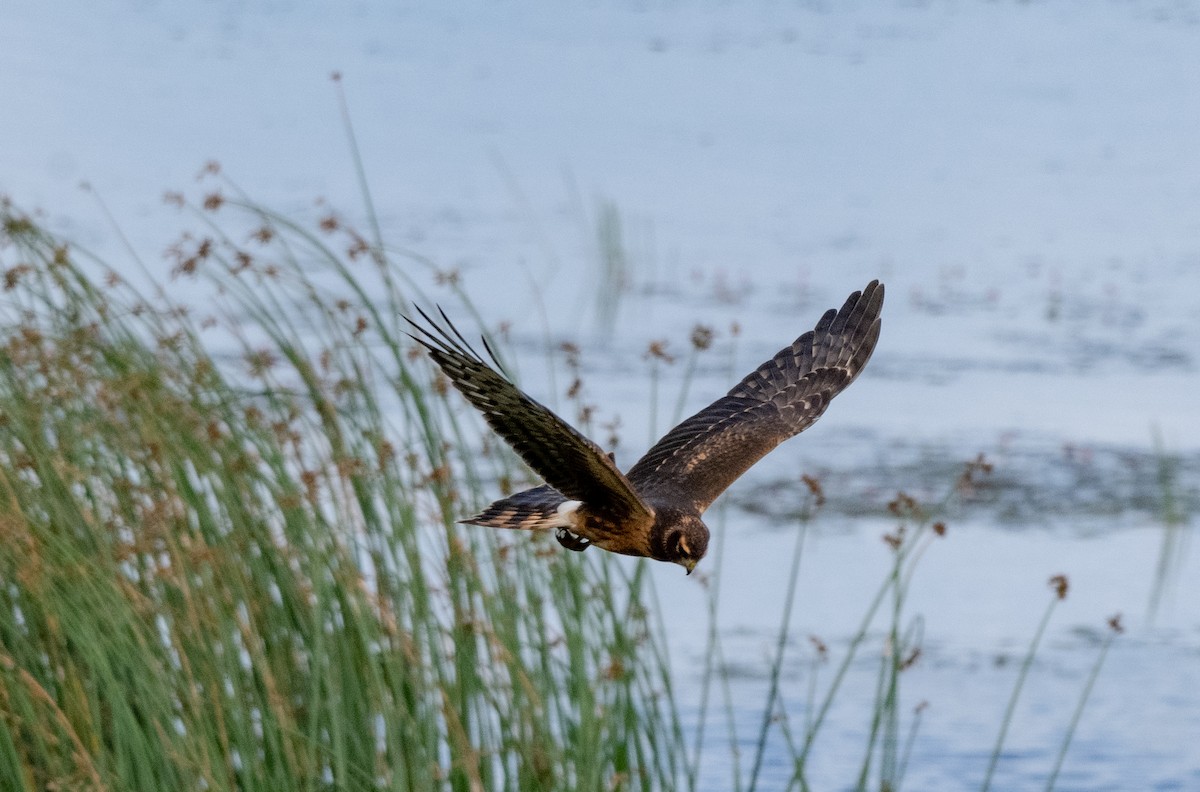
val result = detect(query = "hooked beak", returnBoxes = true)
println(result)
[684,559,697,575]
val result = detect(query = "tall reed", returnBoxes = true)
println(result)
[0,188,1142,792]
[0,197,683,792]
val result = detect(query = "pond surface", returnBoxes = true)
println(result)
[4,1,1199,788]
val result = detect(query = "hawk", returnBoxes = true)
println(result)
[408,280,883,573]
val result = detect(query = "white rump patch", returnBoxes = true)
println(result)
[554,500,583,529]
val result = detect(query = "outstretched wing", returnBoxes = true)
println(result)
[626,280,883,512]
[406,307,654,527]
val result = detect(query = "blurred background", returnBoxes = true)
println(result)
[3,2,1198,789]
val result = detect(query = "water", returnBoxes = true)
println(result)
[662,514,1200,790]
[3,1,1199,787]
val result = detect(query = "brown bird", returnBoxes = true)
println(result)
[407,280,883,574]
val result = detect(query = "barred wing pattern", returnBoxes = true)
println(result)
[626,280,883,512]
[405,308,655,527]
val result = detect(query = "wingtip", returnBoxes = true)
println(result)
[867,279,885,307]
[412,302,440,327]
[402,304,440,346]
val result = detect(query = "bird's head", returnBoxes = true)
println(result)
[655,513,709,575]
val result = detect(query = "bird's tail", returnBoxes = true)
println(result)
[460,484,581,532]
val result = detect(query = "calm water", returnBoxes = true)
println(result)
[4,1,1199,788]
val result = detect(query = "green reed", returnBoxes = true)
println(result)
[0,197,683,792]
[0,183,1138,792]
[1147,426,1188,623]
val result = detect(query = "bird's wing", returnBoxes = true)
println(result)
[406,307,654,527]
[626,280,883,512]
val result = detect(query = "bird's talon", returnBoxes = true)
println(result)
[555,528,591,552]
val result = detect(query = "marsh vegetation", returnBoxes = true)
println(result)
[2,190,1162,791]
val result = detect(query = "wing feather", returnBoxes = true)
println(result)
[626,280,884,512]
[406,307,654,526]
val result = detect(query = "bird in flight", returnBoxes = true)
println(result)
[407,280,883,574]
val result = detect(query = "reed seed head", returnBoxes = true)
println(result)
[1049,574,1069,600]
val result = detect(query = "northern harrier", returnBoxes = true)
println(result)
[408,280,883,573]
